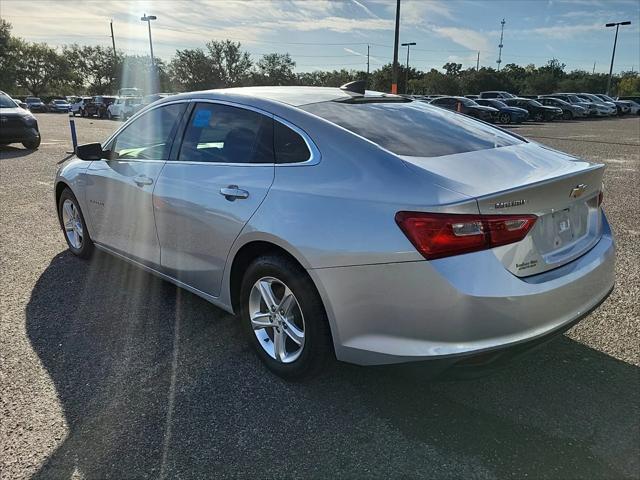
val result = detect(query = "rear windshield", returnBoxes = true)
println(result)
[300,101,523,157]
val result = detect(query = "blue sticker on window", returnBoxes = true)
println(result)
[193,109,212,127]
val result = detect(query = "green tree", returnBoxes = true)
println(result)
[16,42,64,96]
[617,73,640,96]
[443,62,462,77]
[255,53,296,85]
[206,40,252,87]
[169,48,212,91]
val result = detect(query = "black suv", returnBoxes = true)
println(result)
[429,96,499,122]
[0,91,41,149]
[502,98,562,122]
[83,96,117,118]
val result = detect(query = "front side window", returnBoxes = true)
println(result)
[110,103,186,160]
[301,101,523,158]
[178,103,273,164]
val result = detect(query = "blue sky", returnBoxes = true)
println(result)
[2,0,639,73]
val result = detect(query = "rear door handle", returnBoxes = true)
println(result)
[220,185,249,201]
[133,175,154,186]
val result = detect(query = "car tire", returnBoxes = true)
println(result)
[533,112,544,122]
[239,254,333,380]
[498,112,511,124]
[57,188,94,259]
[563,111,573,120]
[22,137,41,150]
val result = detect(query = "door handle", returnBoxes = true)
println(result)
[133,175,153,186]
[219,185,249,201]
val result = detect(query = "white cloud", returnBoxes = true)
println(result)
[431,26,491,52]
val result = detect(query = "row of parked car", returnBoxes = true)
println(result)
[409,91,640,124]
[69,93,173,120]
[10,93,174,120]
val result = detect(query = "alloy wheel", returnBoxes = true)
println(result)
[61,199,83,249]
[249,276,305,363]
[499,112,511,124]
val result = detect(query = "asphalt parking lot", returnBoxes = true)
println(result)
[1,113,639,479]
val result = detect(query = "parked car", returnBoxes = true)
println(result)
[47,99,72,113]
[578,93,617,116]
[54,85,615,379]
[106,97,142,120]
[0,91,41,149]
[84,96,117,118]
[475,99,529,124]
[131,93,173,115]
[429,96,498,122]
[464,95,479,99]
[620,99,640,115]
[25,97,47,112]
[595,94,631,115]
[544,94,599,117]
[537,97,587,120]
[71,97,92,117]
[12,98,28,109]
[502,98,562,122]
[478,91,517,99]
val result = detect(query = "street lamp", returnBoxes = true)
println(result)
[401,42,416,94]
[605,21,631,95]
[140,14,157,66]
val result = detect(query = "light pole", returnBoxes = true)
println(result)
[391,0,401,94]
[141,13,157,92]
[401,42,416,93]
[605,21,631,95]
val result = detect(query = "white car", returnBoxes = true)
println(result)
[106,97,141,120]
[71,97,91,117]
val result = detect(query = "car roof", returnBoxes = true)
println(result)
[161,86,398,108]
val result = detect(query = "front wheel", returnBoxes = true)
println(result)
[57,188,94,259]
[563,111,573,120]
[534,112,544,122]
[498,112,511,124]
[240,255,333,380]
[22,137,41,149]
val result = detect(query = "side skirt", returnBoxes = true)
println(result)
[93,242,235,315]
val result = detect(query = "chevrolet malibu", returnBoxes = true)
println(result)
[54,84,615,379]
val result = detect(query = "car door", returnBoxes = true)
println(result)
[83,102,187,267]
[153,101,275,297]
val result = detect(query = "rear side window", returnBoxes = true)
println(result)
[300,101,523,158]
[274,121,311,164]
[178,103,274,164]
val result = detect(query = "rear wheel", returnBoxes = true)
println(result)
[563,111,573,120]
[498,112,511,124]
[57,188,93,259]
[240,255,332,380]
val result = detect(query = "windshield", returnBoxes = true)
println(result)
[300,100,523,158]
[599,94,615,102]
[491,100,508,108]
[26,97,41,103]
[583,94,605,104]
[54,100,67,104]
[0,94,17,108]
[528,100,543,107]
[568,95,583,103]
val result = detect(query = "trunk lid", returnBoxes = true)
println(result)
[401,143,605,276]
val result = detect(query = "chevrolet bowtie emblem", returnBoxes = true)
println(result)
[569,184,588,198]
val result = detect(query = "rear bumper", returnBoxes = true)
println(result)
[310,213,615,366]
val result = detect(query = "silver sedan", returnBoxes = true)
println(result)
[54,85,615,379]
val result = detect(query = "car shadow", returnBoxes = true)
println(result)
[0,145,34,159]
[26,252,639,479]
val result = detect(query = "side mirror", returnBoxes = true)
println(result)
[76,142,110,161]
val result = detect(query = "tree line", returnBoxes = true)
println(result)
[1,19,638,98]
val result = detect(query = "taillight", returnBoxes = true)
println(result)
[395,212,537,260]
